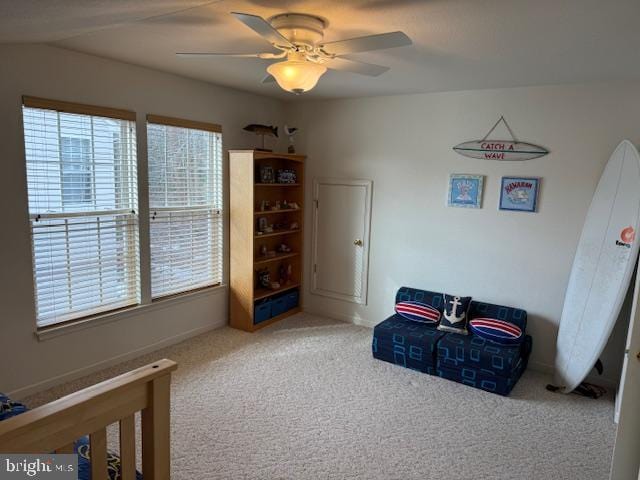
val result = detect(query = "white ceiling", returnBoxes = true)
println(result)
[2,0,640,100]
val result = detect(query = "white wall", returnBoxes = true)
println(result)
[0,44,285,396]
[287,83,640,385]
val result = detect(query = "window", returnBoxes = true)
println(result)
[60,137,93,206]
[23,97,139,327]
[147,115,223,298]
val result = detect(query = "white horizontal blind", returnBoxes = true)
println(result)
[147,122,223,298]
[23,106,139,327]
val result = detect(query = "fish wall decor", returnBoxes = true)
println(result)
[243,124,279,152]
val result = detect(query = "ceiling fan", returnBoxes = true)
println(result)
[177,12,412,94]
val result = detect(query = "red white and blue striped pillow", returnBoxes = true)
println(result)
[395,301,441,324]
[469,318,523,345]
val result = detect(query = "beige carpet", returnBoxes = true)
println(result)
[24,313,616,480]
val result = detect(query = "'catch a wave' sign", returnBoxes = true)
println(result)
[453,116,549,161]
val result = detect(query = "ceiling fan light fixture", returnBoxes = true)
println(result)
[267,54,327,94]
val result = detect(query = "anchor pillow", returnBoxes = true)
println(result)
[437,293,472,335]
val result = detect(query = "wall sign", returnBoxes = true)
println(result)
[453,116,549,161]
[447,174,484,209]
[499,177,540,212]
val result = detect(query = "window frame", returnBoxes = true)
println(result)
[22,98,226,335]
[146,114,224,300]
[23,96,140,330]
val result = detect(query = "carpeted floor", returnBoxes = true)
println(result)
[24,313,616,480]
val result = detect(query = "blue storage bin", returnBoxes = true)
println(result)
[254,299,272,324]
[271,297,287,317]
[284,290,299,311]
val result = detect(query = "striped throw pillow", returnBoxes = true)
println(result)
[469,318,523,345]
[395,301,441,324]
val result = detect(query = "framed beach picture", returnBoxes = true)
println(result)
[499,177,540,212]
[447,174,484,208]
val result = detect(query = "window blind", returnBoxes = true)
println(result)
[147,118,223,298]
[23,101,139,327]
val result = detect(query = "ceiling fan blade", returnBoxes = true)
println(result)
[176,52,281,59]
[231,12,294,49]
[261,74,276,84]
[177,52,261,58]
[319,31,411,56]
[326,57,390,77]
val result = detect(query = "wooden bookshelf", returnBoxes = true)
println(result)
[229,150,305,332]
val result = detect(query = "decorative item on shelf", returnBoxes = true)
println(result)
[259,165,275,183]
[287,201,300,210]
[266,250,276,258]
[257,268,270,288]
[260,200,270,211]
[499,177,540,212]
[277,243,292,253]
[277,168,297,184]
[270,281,281,290]
[285,263,292,284]
[244,124,278,152]
[447,174,484,209]
[278,264,287,284]
[284,125,298,153]
[290,221,299,230]
[258,217,268,233]
[274,200,281,210]
[260,244,268,257]
[453,116,549,161]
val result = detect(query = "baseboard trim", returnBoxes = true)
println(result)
[10,318,227,399]
[304,307,376,328]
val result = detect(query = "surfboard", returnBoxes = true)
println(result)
[554,140,640,393]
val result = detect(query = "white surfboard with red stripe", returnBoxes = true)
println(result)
[554,140,640,393]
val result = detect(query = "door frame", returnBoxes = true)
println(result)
[311,178,373,305]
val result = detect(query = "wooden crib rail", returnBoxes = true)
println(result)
[0,359,177,480]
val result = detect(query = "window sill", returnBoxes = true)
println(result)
[35,284,228,342]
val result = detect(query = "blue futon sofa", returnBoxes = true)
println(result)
[372,286,532,396]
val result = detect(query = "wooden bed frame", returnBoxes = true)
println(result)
[0,359,177,480]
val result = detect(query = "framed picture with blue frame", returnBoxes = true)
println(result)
[447,174,484,209]
[499,176,540,212]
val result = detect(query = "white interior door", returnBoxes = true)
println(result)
[311,178,372,304]
[611,259,640,479]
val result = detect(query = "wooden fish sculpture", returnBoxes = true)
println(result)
[243,124,278,138]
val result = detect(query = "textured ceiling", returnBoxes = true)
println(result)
[1,0,640,100]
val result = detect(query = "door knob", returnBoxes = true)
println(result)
[354,239,363,246]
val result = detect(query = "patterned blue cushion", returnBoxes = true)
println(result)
[438,294,472,335]
[436,335,532,396]
[395,287,446,311]
[75,437,143,480]
[437,331,527,376]
[373,314,445,372]
[0,393,28,421]
[395,287,527,332]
